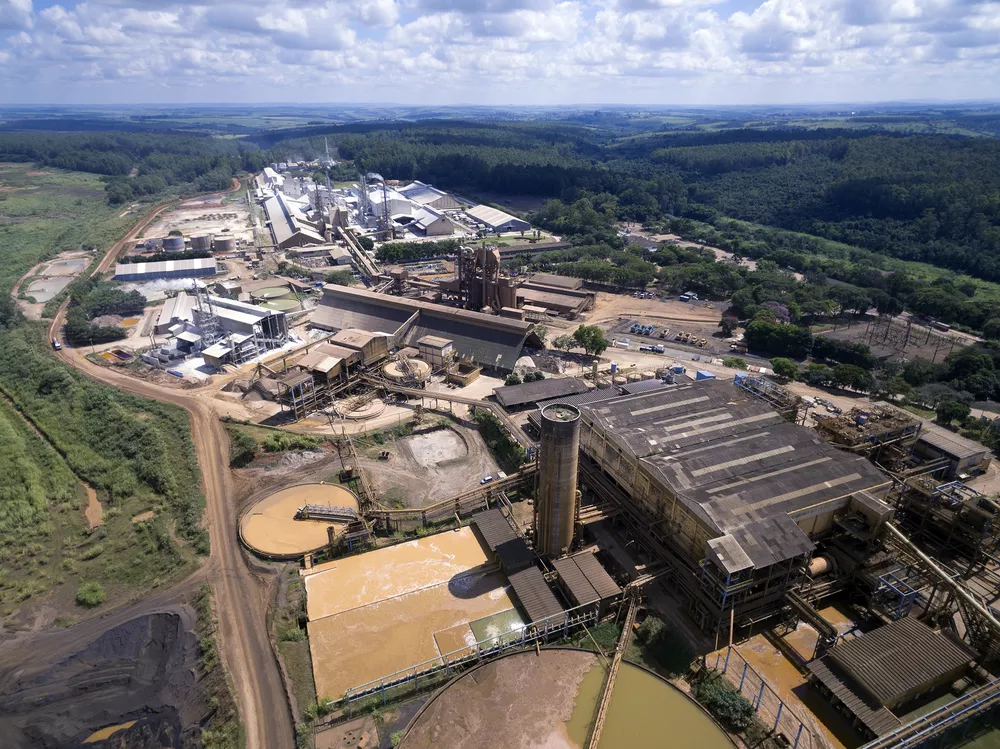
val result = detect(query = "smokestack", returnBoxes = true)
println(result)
[536,404,581,557]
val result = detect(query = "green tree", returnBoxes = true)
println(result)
[572,325,609,356]
[832,364,873,392]
[324,270,356,286]
[719,317,738,337]
[534,325,549,346]
[357,235,375,252]
[552,334,576,351]
[983,319,1000,340]
[770,357,798,380]
[504,373,522,386]
[936,401,971,426]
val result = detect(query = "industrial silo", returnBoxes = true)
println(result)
[162,235,185,251]
[536,404,580,557]
[214,236,237,253]
[191,235,213,250]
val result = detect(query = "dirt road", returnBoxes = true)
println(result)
[41,179,295,749]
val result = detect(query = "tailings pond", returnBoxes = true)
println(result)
[401,648,734,749]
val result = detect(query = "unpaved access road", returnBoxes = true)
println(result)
[36,179,294,749]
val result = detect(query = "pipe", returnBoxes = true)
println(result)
[885,523,1000,634]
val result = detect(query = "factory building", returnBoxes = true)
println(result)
[577,379,892,632]
[466,204,531,234]
[311,285,542,372]
[807,617,975,739]
[493,377,590,412]
[194,295,289,367]
[516,284,594,317]
[403,206,454,237]
[155,291,196,334]
[398,181,461,211]
[913,422,993,480]
[367,187,412,218]
[114,257,217,282]
[264,193,325,249]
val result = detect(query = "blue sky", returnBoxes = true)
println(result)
[1,0,999,105]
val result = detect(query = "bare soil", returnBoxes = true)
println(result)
[355,423,498,508]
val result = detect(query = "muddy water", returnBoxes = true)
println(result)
[308,571,515,698]
[46,257,89,275]
[565,663,733,749]
[305,527,489,620]
[84,720,136,743]
[26,277,71,302]
[241,483,360,557]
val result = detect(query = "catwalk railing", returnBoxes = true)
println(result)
[339,601,600,716]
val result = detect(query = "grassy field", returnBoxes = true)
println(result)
[0,164,205,622]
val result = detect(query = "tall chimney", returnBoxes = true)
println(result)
[536,404,581,557]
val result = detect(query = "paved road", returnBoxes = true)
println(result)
[45,182,295,749]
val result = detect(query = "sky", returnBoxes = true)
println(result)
[1,0,999,106]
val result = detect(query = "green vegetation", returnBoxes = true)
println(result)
[75,581,106,607]
[375,238,460,263]
[524,370,545,382]
[261,431,322,453]
[323,269,356,286]
[572,325,609,356]
[0,164,209,619]
[474,410,526,474]
[504,373,521,386]
[634,616,693,675]
[195,586,245,749]
[226,426,258,468]
[722,357,747,370]
[769,358,797,380]
[692,672,755,732]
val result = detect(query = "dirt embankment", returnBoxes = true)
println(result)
[0,610,202,748]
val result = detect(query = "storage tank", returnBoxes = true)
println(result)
[610,362,618,374]
[191,235,213,250]
[162,235,185,251]
[641,370,656,381]
[655,367,671,379]
[596,378,611,389]
[214,236,237,253]
[612,376,627,387]
[627,372,641,383]
[536,404,580,557]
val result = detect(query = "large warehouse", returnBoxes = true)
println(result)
[466,205,530,234]
[114,257,217,282]
[398,181,461,211]
[577,378,892,632]
[264,193,325,249]
[311,285,542,372]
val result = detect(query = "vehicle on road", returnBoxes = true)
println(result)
[480,475,494,484]
[51,338,62,350]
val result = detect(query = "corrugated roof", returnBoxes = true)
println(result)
[918,422,990,461]
[507,566,563,624]
[620,379,669,395]
[473,509,517,551]
[494,377,590,409]
[579,379,891,554]
[517,286,590,313]
[827,618,974,706]
[571,552,622,600]
[527,389,623,432]
[466,204,528,229]
[398,180,449,205]
[115,257,217,278]
[417,335,453,349]
[807,658,902,736]
[529,273,583,290]
[552,552,621,607]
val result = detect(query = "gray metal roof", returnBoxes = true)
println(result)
[807,657,902,737]
[566,552,621,600]
[527,388,624,432]
[314,286,536,371]
[827,618,974,706]
[579,380,891,557]
[529,273,583,290]
[507,566,563,624]
[620,379,670,395]
[494,377,590,409]
[472,510,534,573]
[552,556,599,607]
[917,422,991,461]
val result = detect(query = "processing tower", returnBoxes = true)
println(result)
[536,403,581,556]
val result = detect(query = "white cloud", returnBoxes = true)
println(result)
[0,0,32,30]
[0,0,999,103]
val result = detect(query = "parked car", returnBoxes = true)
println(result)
[480,475,494,485]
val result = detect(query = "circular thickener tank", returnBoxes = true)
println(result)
[401,649,736,749]
[627,372,641,383]
[191,234,213,250]
[596,378,611,389]
[239,483,360,558]
[612,376,627,386]
[537,404,580,557]
[162,235,185,251]
[382,359,431,383]
[214,237,237,253]
[261,298,301,312]
[641,370,656,380]
[256,286,290,300]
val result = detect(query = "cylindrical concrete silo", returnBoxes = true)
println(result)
[536,404,581,557]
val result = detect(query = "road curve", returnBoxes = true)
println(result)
[46,181,295,749]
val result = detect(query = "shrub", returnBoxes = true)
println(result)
[76,581,106,608]
[228,426,257,467]
[504,373,522,386]
[636,616,693,675]
[722,357,747,370]
[280,627,305,642]
[693,674,755,732]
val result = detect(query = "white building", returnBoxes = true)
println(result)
[466,204,531,234]
[398,181,461,211]
[407,206,454,237]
